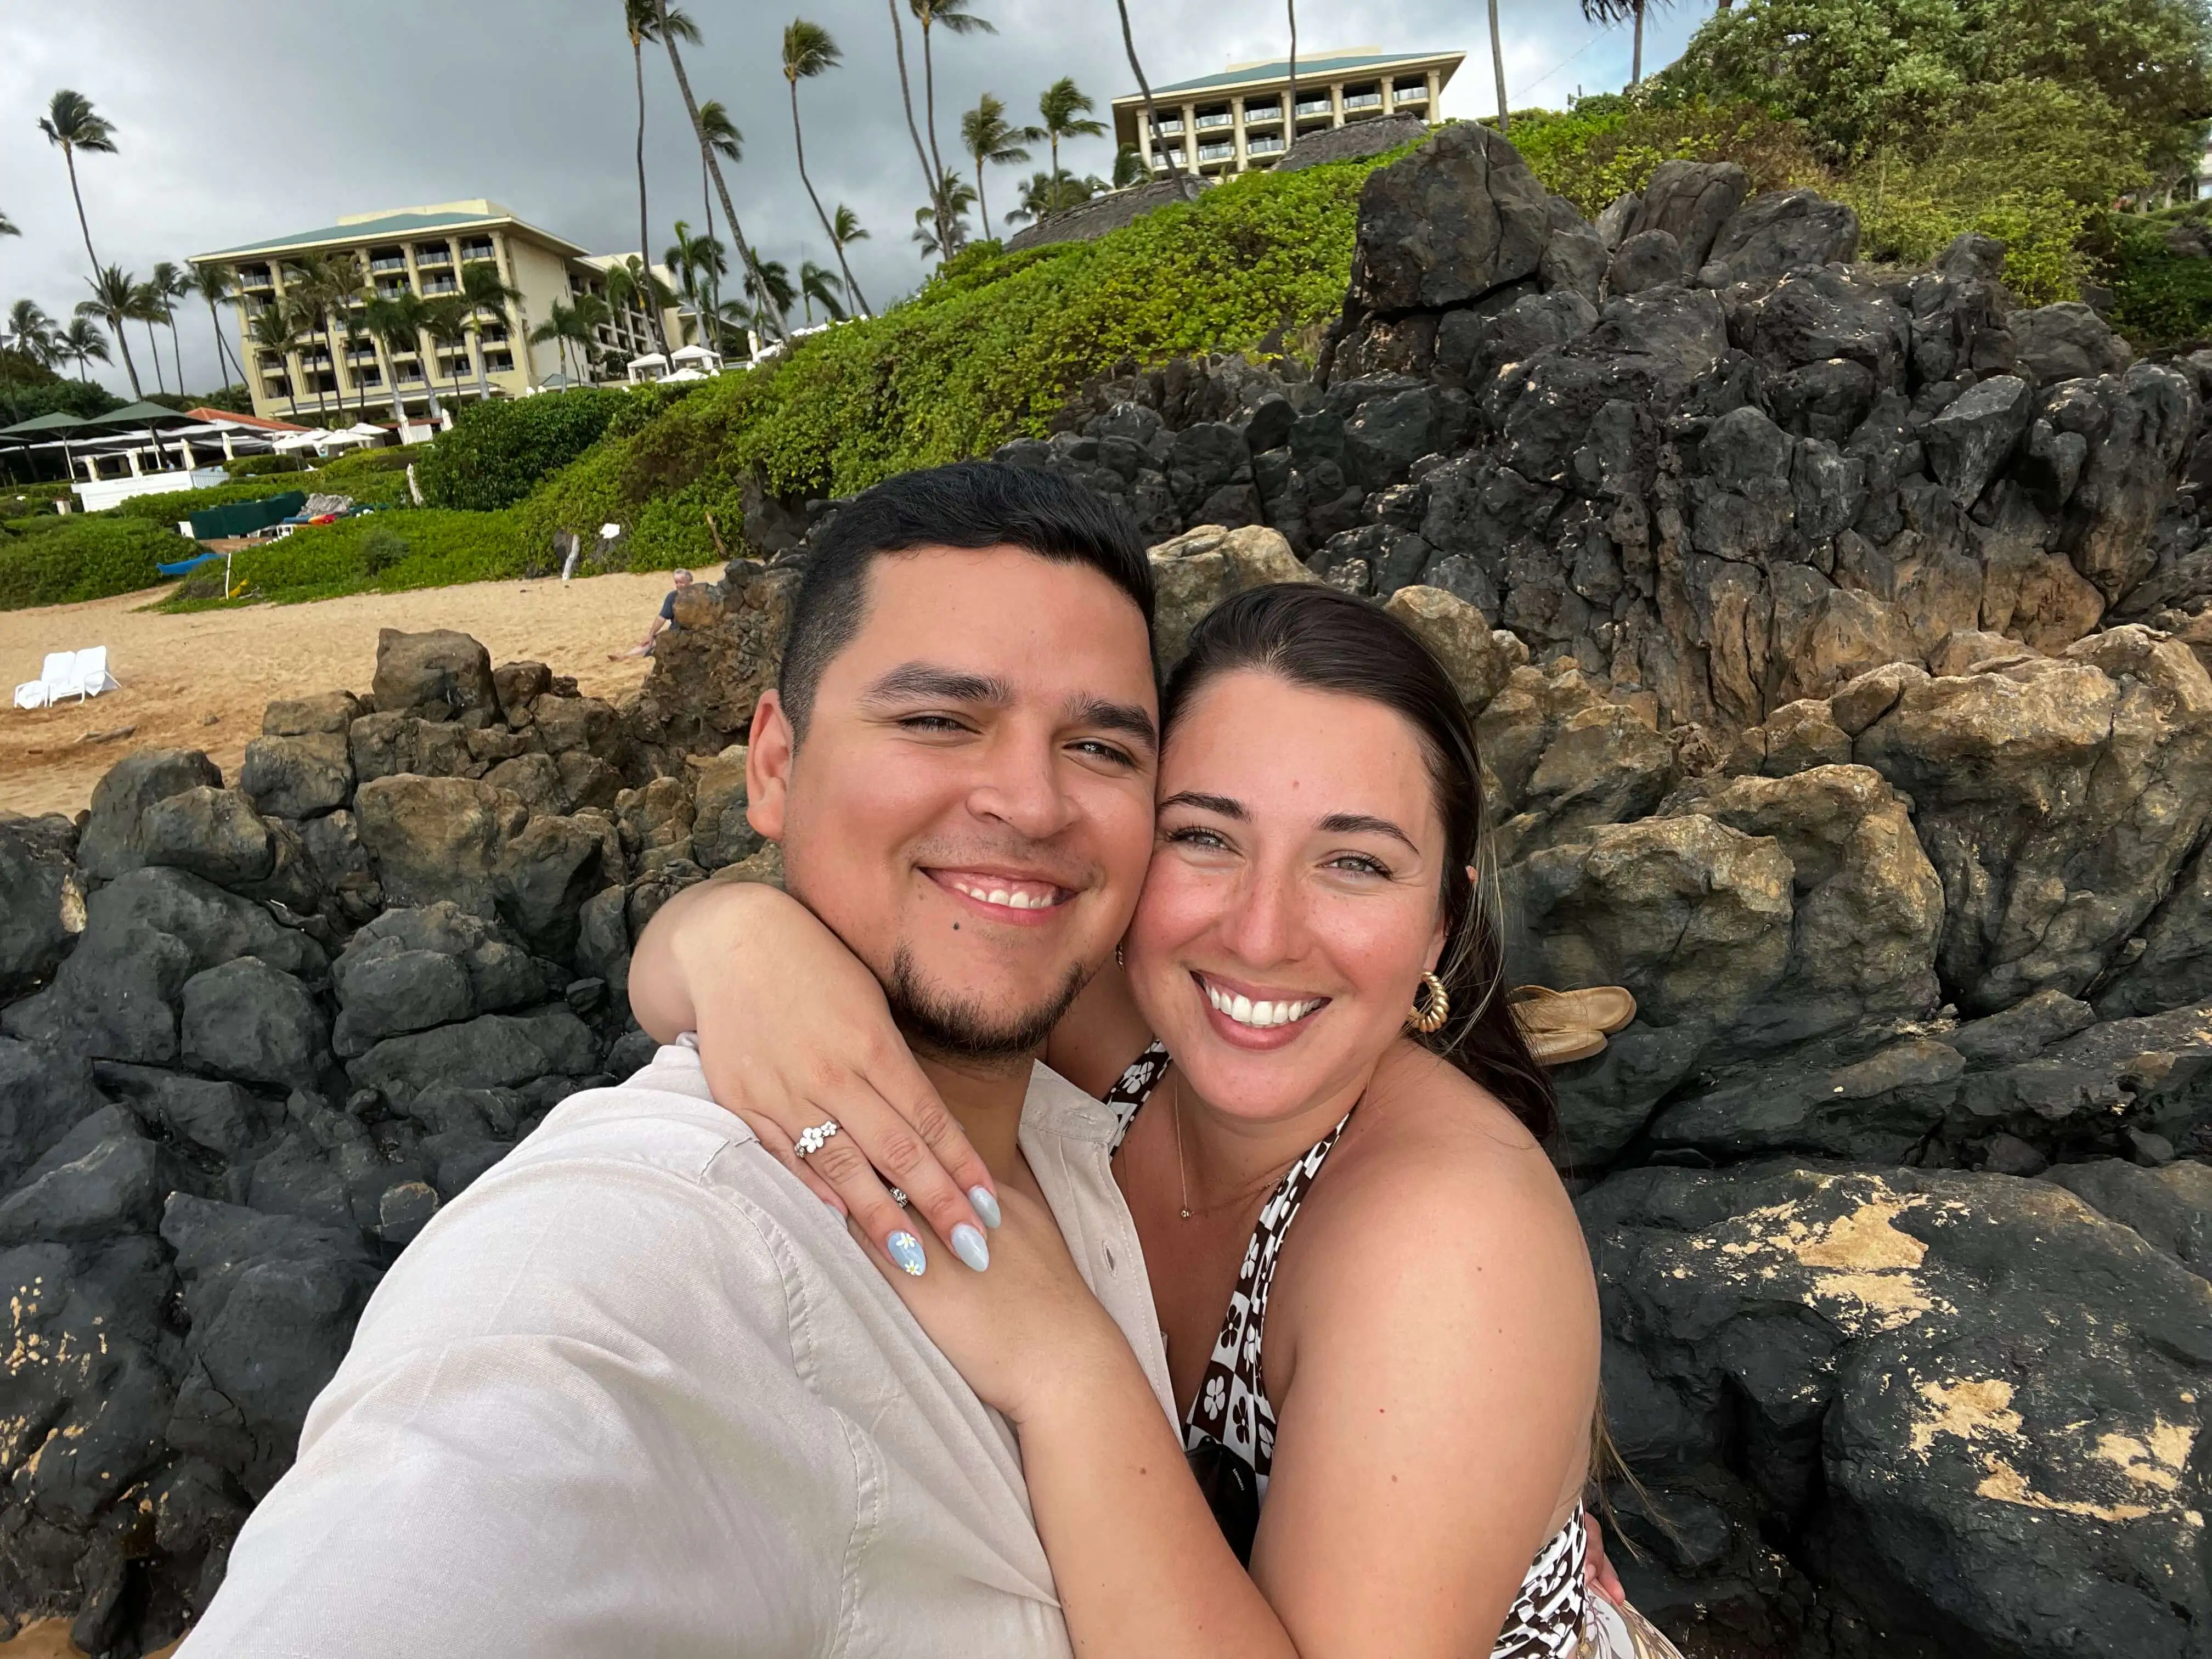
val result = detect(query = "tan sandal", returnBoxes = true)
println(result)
[1521,1025,1610,1066]
[1509,984,1638,1035]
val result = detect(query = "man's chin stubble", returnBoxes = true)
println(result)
[885,944,1092,1066]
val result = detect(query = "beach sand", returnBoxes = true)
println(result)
[0,573,675,817]
[0,1620,179,1658]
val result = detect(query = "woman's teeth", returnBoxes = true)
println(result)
[1204,980,1322,1029]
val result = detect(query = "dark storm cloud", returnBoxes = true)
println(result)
[0,0,1712,395]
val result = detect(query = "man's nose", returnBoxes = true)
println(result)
[967,730,1079,840]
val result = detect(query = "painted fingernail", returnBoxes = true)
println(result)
[950,1222,990,1272]
[968,1185,1003,1229]
[887,1231,927,1277]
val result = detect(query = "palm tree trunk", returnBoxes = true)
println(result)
[973,146,992,239]
[1632,0,1645,84]
[1284,0,1298,158]
[112,319,143,398]
[654,4,786,345]
[791,86,874,312]
[167,318,185,398]
[887,0,951,256]
[1489,0,1509,134]
[632,40,673,354]
[63,149,102,278]
[1118,0,1189,194]
[474,325,491,399]
[145,320,167,394]
[204,299,233,391]
[920,18,952,242]
[379,341,405,423]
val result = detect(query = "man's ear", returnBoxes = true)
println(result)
[746,690,794,843]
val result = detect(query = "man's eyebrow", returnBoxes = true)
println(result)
[1319,811,1419,852]
[860,663,1012,706]
[1066,695,1158,752]
[1160,790,1245,818]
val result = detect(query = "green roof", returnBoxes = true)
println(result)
[83,399,195,427]
[0,411,90,440]
[1144,49,1459,99]
[194,208,570,262]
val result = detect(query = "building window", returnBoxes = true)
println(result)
[369,247,408,274]
[1195,105,1233,130]
[1246,133,1285,155]
[1392,77,1429,105]
[486,351,515,373]
[262,376,290,400]
[1197,140,1235,163]
[1342,82,1383,111]
[1152,114,1184,136]
[1243,97,1283,124]
[1294,93,1332,118]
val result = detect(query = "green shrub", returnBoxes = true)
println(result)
[516,145,1400,562]
[416,388,634,512]
[224,453,307,477]
[2103,219,2212,347]
[0,515,190,609]
[163,508,528,608]
[1510,98,1823,216]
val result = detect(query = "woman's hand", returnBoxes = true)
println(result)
[627,877,999,1266]
[854,1185,1129,1425]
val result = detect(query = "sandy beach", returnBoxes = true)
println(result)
[0,573,677,817]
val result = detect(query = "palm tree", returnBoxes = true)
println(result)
[1284,0,1299,155]
[150,262,191,395]
[830,205,870,283]
[694,98,743,323]
[663,224,726,341]
[531,294,612,382]
[1582,0,1671,86]
[283,252,365,415]
[912,0,995,216]
[76,265,143,396]
[6,301,57,366]
[38,91,117,278]
[1110,144,1149,189]
[1006,169,1097,226]
[960,94,1030,241]
[247,304,299,408]
[360,292,428,422]
[459,258,524,399]
[622,0,696,356]
[0,211,17,239]
[57,317,110,382]
[883,0,953,260]
[184,263,248,389]
[1488,0,1510,134]
[278,289,331,418]
[129,277,168,394]
[425,297,477,411]
[1111,3,1188,189]
[912,168,978,259]
[651,1,786,345]
[799,261,846,324]
[781,20,876,320]
[1034,78,1105,195]
[742,258,795,334]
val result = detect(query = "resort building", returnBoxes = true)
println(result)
[1110,46,1462,178]
[190,200,686,422]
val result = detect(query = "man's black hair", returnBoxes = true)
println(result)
[776,461,1155,737]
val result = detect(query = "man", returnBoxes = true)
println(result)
[179,464,1172,1657]
[611,566,694,658]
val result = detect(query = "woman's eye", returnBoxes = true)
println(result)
[1326,853,1392,878]
[1165,825,1231,851]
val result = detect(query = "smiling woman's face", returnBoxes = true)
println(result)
[1124,668,1450,1125]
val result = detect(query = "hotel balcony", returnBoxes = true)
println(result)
[414,247,453,267]
[421,278,459,296]
[1294,97,1333,118]
[1195,111,1233,130]
[1245,133,1285,156]
[1149,146,1187,170]
[1243,102,1284,125]
[1393,86,1429,106]
[458,242,496,263]
[1197,140,1235,164]
[369,255,408,274]
[1152,116,1185,136]
[1342,90,1384,111]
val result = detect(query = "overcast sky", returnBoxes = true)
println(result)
[2,0,1713,397]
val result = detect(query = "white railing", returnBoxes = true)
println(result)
[1246,133,1285,154]
[1295,98,1332,116]
[1198,141,1234,162]
[1195,112,1233,129]
[1150,148,1185,168]
[1393,88,1429,104]
[1244,104,1283,123]
[1343,92,1383,109]
[1152,117,1184,135]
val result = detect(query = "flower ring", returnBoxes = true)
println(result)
[793,1119,842,1158]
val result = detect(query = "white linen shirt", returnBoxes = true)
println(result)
[178,1041,1173,1659]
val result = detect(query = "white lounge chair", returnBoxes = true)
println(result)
[74,646,120,698]
[38,651,82,705]
[13,680,45,710]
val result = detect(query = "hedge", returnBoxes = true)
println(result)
[0,515,191,610]
[416,388,635,512]
[161,507,531,608]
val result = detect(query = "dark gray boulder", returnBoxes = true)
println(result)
[262,689,362,736]
[1626,160,1748,274]
[2047,1158,2212,1277]
[2012,303,2133,386]
[0,1106,166,1246]
[352,774,524,917]
[1606,229,1684,297]
[1700,188,1859,286]
[160,1194,380,1499]
[0,1038,105,1191]
[1345,120,1551,315]
[180,958,329,1087]
[137,786,275,888]
[93,1060,268,1162]
[346,1007,601,1099]
[240,731,353,820]
[369,625,498,721]
[331,947,472,1056]
[76,748,223,882]
[0,811,83,996]
[1923,373,2033,508]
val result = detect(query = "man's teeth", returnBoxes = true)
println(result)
[950,879,1058,910]
[1204,980,1322,1029]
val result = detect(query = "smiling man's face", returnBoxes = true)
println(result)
[745,545,1158,1061]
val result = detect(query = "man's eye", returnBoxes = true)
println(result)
[899,714,969,733]
[1070,739,1135,767]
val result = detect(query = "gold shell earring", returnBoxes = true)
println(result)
[1407,970,1450,1034]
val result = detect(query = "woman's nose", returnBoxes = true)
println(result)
[1219,865,1300,966]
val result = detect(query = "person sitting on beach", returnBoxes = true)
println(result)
[610,566,693,658]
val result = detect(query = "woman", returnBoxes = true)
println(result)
[630,585,1676,1658]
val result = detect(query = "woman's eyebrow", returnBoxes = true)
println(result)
[1160,790,1245,818]
[1319,811,1418,852]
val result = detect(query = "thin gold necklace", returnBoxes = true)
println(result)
[1173,1085,1193,1219]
